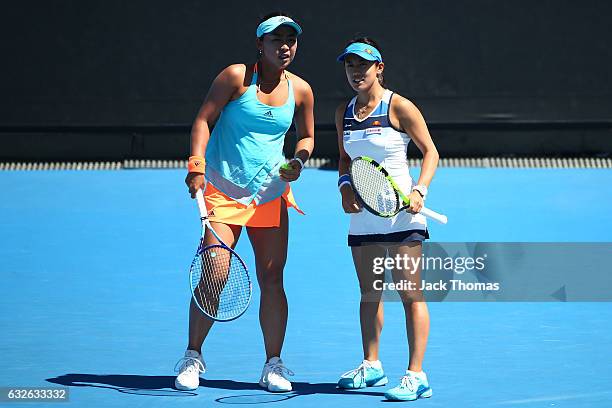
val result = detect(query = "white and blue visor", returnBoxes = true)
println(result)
[256,16,303,38]
[337,42,383,63]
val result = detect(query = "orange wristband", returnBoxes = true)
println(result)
[188,156,206,173]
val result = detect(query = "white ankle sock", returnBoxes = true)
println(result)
[365,359,382,369]
[406,370,426,380]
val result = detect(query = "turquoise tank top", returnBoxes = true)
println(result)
[205,65,295,205]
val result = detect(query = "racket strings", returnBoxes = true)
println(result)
[351,159,398,216]
[190,245,250,320]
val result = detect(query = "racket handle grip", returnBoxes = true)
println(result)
[195,188,208,219]
[420,206,448,224]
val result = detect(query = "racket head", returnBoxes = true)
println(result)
[190,243,252,322]
[349,156,401,217]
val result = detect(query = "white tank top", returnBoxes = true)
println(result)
[343,89,427,235]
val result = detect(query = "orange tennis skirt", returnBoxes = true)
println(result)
[204,182,304,227]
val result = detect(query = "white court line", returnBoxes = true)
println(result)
[496,390,612,405]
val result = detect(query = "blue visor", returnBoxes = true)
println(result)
[337,42,383,63]
[256,16,303,37]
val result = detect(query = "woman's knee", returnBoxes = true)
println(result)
[358,281,383,302]
[398,290,426,305]
[257,260,286,289]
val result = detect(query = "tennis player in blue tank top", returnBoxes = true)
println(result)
[176,12,315,393]
[335,37,440,402]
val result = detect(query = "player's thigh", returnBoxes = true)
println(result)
[246,200,288,281]
[206,221,242,249]
[387,241,424,302]
[351,244,387,295]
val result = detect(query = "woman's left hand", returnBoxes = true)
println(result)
[279,159,302,182]
[407,190,424,213]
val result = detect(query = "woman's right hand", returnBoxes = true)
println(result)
[340,185,362,213]
[185,172,206,198]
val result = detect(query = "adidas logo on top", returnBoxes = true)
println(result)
[264,110,273,118]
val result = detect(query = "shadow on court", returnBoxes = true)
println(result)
[204,379,384,395]
[46,374,196,397]
[46,374,385,401]
[206,379,386,405]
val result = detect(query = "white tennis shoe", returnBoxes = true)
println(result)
[259,357,294,392]
[174,350,206,390]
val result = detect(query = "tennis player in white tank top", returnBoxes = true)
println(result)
[335,38,440,402]
[343,89,427,241]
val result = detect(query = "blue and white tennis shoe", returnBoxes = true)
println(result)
[337,360,388,389]
[384,370,432,401]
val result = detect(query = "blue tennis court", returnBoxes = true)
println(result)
[1,167,612,407]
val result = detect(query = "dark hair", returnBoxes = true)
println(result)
[345,36,386,87]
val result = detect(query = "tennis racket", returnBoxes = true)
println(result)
[189,187,252,322]
[349,156,448,224]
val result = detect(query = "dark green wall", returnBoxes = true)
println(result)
[1,1,611,159]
